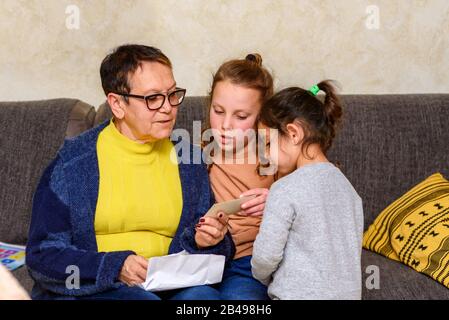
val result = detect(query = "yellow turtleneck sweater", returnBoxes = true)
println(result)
[94,120,182,258]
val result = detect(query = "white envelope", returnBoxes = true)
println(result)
[139,250,225,292]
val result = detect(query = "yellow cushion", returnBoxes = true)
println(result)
[363,173,449,288]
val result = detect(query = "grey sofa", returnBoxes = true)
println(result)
[1,94,449,299]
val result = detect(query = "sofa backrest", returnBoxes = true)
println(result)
[2,94,447,246]
[95,95,449,230]
[0,99,95,244]
[329,94,449,229]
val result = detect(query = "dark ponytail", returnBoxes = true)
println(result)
[316,80,343,152]
[259,80,343,158]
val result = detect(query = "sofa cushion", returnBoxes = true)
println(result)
[362,249,449,299]
[0,99,94,245]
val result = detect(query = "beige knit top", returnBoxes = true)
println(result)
[209,143,275,259]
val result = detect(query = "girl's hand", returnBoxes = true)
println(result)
[240,188,269,216]
[195,212,229,248]
[118,255,149,286]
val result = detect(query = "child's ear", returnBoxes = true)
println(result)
[286,122,304,145]
[107,93,126,120]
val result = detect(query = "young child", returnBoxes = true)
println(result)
[251,81,364,300]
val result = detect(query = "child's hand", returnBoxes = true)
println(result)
[195,212,229,248]
[240,188,269,216]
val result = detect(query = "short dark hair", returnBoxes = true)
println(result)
[100,44,172,97]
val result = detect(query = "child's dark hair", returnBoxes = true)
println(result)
[259,80,343,158]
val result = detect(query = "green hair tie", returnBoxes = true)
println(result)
[308,85,320,96]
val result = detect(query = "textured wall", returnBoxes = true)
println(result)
[0,0,448,106]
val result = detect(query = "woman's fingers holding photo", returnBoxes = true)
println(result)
[216,211,230,228]
[198,215,228,231]
[195,228,224,248]
[195,213,229,248]
[196,223,226,239]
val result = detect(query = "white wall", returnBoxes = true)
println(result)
[1,0,448,107]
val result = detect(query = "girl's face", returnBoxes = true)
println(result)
[209,80,262,151]
[266,123,303,177]
[266,136,297,177]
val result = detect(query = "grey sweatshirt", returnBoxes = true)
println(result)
[251,162,364,300]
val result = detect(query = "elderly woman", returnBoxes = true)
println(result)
[26,44,234,300]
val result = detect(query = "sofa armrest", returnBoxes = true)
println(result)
[66,100,96,138]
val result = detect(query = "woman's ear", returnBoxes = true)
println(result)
[285,122,304,145]
[107,93,125,119]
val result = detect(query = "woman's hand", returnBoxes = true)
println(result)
[239,188,269,216]
[195,212,229,248]
[118,255,149,287]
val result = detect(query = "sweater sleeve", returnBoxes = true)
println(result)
[26,157,135,296]
[251,183,295,286]
[169,161,235,262]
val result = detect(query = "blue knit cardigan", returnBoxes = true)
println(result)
[26,121,235,298]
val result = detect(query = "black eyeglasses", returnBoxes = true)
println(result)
[114,87,187,111]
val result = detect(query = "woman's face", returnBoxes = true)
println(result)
[111,61,178,143]
[209,80,262,151]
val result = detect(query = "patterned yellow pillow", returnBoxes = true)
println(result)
[363,173,449,288]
